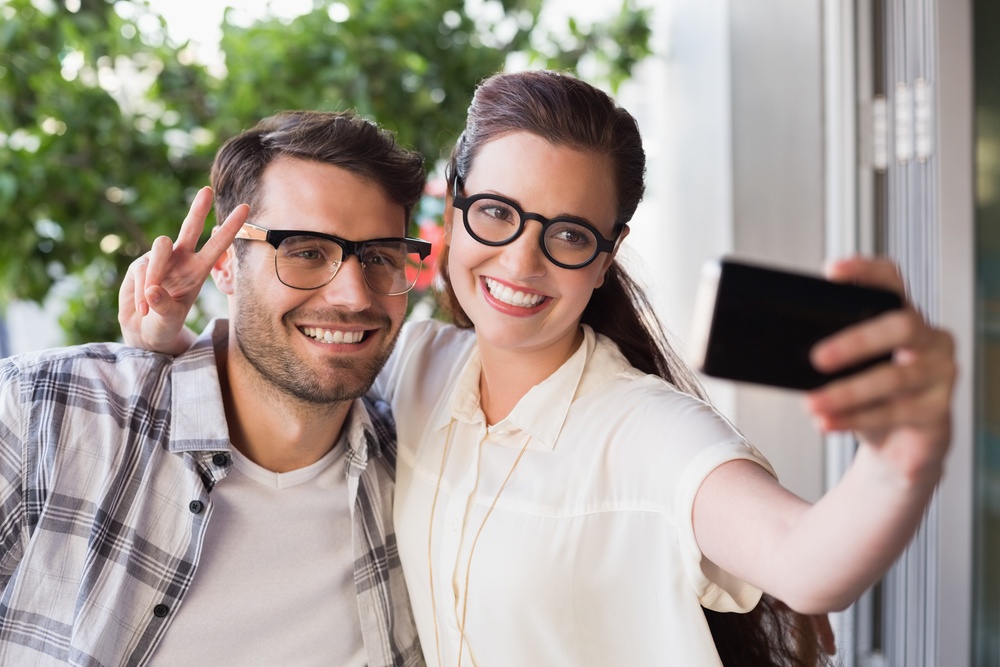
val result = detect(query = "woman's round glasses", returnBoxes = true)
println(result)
[452,176,623,269]
[235,222,431,295]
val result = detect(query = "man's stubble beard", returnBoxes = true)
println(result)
[233,294,402,406]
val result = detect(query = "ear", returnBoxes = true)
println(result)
[211,245,238,296]
[594,224,630,289]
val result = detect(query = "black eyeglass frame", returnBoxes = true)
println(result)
[235,222,432,295]
[451,175,625,269]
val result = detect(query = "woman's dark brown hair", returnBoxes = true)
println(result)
[441,69,832,667]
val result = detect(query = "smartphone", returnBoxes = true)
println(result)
[688,258,903,390]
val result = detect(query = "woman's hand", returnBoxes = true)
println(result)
[693,256,957,614]
[806,257,956,486]
[118,187,248,354]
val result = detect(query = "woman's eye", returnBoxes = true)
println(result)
[476,201,517,223]
[550,225,593,247]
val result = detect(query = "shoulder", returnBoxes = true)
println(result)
[0,345,184,447]
[398,318,475,357]
[1,342,171,387]
[388,318,476,385]
[580,333,746,445]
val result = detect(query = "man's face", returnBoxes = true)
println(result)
[215,156,408,404]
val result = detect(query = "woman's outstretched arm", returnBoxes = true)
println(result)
[692,257,955,614]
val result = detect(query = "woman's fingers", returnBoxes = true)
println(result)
[806,326,955,441]
[173,186,215,252]
[824,256,906,295]
[118,253,147,322]
[200,202,248,267]
[810,307,924,375]
[802,256,956,453]
[143,235,174,294]
[133,255,149,317]
[808,374,951,434]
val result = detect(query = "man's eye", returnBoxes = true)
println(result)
[289,248,323,260]
[281,238,336,263]
[364,248,406,269]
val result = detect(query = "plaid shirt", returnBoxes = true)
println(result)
[0,320,422,667]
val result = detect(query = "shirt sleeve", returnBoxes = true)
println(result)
[0,358,26,577]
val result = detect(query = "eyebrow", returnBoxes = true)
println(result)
[468,188,598,227]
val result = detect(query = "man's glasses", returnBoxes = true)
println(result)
[452,176,624,269]
[234,222,432,295]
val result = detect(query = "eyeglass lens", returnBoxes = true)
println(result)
[274,235,417,294]
[464,197,600,267]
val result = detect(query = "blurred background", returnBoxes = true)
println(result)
[0,0,654,344]
[0,1,993,665]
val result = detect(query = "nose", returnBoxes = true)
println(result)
[498,221,547,278]
[317,255,372,311]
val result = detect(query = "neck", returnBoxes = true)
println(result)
[476,326,584,425]
[216,339,353,473]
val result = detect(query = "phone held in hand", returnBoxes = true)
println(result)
[689,258,903,390]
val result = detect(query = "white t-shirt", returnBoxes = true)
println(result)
[150,437,365,667]
[373,320,775,667]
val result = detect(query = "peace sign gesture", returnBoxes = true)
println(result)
[117,187,248,354]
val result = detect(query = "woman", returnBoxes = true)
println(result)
[121,71,955,666]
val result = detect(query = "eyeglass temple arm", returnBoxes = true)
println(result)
[407,238,433,259]
[234,222,270,242]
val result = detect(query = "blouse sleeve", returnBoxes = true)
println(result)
[621,381,777,613]
[675,437,776,612]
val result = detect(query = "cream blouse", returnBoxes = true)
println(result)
[373,319,775,667]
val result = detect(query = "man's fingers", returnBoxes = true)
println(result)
[173,187,215,252]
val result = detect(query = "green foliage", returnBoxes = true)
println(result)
[0,0,653,344]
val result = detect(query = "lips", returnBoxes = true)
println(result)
[299,327,366,344]
[483,277,546,308]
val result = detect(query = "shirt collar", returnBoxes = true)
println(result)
[168,319,230,454]
[434,325,601,450]
[167,319,382,470]
[342,396,382,475]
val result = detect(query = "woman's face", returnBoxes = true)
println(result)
[444,131,624,365]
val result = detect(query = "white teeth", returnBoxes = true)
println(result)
[301,327,364,344]
[484,278,545,308]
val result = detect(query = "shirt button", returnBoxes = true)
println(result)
[188,500,204,514]
[212,453,230,467]
[153,604,170,618]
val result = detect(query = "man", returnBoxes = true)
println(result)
[0,111,429,665]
